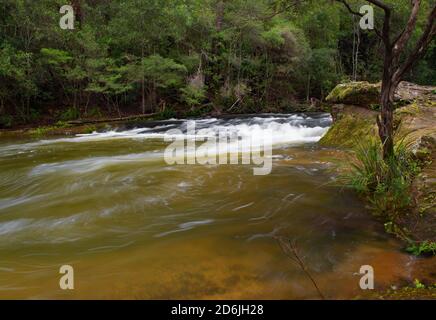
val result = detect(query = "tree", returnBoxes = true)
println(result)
[0,43,36,120]
[335,0,436,159]
[125,55,187,112]
[40,48,83,109]
[0,0,434,124]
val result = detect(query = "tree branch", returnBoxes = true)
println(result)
[392,4,436,84]
[336,0,362,17]
[368,0,392,47]
[276,236,325,300]
[392,0,421,57]
[261,2,299,21]
[365,0,391,12]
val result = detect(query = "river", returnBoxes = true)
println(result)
[0,113,433,299]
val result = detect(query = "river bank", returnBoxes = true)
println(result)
[320,81,436,254]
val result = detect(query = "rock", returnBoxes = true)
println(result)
[331,104,345,122]
[395,81,436,102]
[411,135,435,163]
[326,81,436,107]
[319,105,378,148]
[326,81,381,106]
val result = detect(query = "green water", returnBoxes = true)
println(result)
[0,115,433,299]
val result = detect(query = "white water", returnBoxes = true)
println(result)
[9,114,332,176]
[1,114,333,239]
[2,114,331,152]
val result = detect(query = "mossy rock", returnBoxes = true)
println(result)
[394,102,421,117]
[326,81,381,107]
[319,112,377,148]
[415,147,432,162]
[326,81,435,108]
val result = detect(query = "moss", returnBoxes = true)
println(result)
[28,121,73,137]
[357,279,436,300]
[326,81,381,106]
[28,126,56,137]
[83,125,97,134]
[319,113,376,148]
[415,147,431,162]
[418,190,435,213]
[395,102,421,117]
[366,286,436,300]
[369,103,381,111]
[25,122,100,137]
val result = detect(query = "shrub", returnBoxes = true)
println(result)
[83,125,97,134]
[57,107,80,121]
[154,107,177,120]
[184,104,213,118]
[406,241,436,256]
[180,84,206,110]
[87,106,102,118]
[0,114,13,128]
[342,138,420,215]
[29,126,52,137]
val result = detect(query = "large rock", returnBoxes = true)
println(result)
[326,81,381,106]
[395,81,436,102]
[319,105,378,148]
[326,81,436,107]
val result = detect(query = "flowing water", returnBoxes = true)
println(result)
[0,114,434,299]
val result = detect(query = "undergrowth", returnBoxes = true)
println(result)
[342,138,420,216]
[339,138,436,255]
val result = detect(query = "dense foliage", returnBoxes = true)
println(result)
[0,0,434,126]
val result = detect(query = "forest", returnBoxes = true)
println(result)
[0,0,434,128]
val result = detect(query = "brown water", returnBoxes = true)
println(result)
[0,114,434,299]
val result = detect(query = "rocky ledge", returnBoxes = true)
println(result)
[321,81,436,248]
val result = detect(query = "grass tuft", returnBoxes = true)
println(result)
[341,138,420,216]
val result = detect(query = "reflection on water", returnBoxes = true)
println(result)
[0,114,434,299]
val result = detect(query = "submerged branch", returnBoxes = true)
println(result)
[275,236,326,300]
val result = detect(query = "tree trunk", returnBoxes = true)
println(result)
[216,0,224,31]
[377,53,395,159]
[205,0,225,109]
[378,87,395,159]
[141,75,146,114]
[72,0,84,26]
[141,47,146,114]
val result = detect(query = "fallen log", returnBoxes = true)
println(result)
[67,113,158,126]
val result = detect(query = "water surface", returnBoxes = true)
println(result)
[0,114,433,299]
